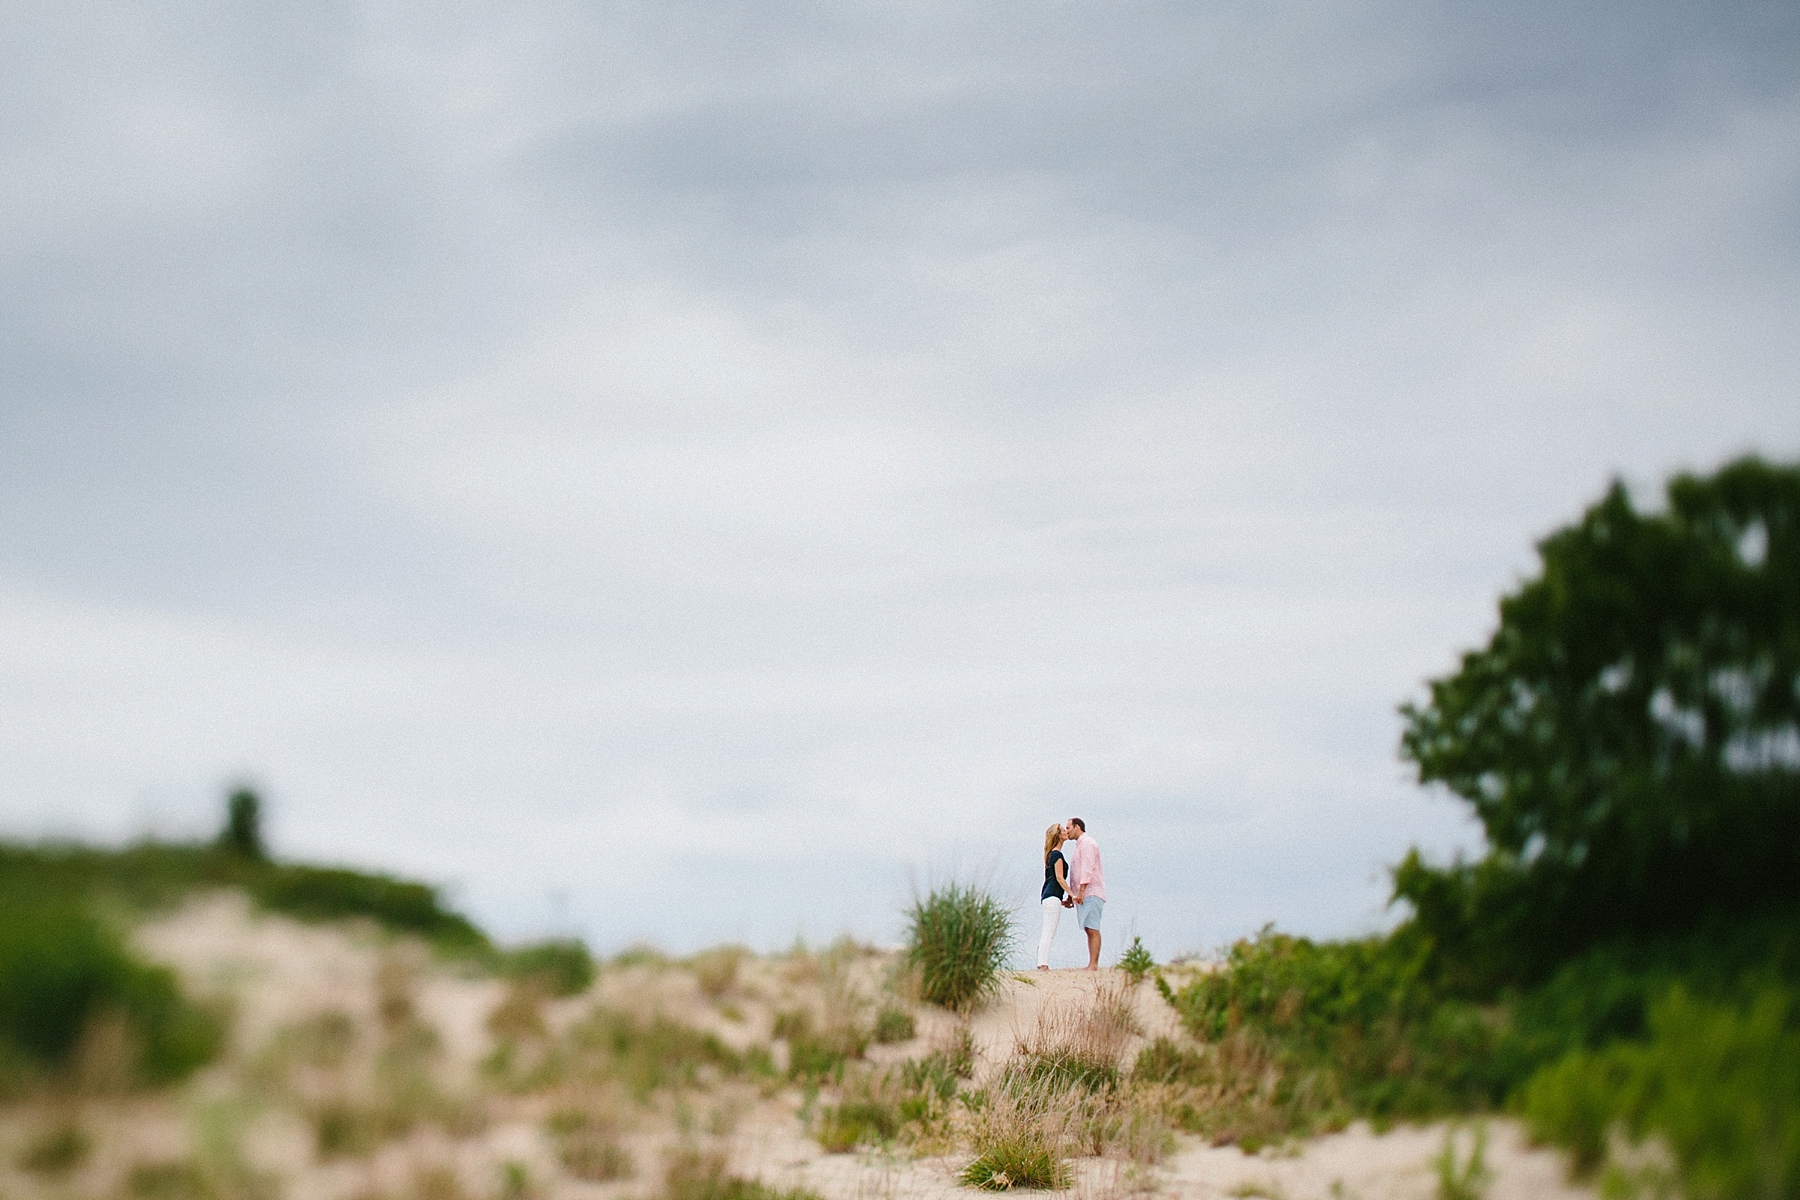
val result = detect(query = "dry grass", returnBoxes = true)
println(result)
[486,980,549,1042]
[951,978,1180,1189]
[547,1092,637,1181]
[658,1148,825,1200]
[691,946,750,999]
[1013,977,1140,1093]
[1130,1028,1331,1152]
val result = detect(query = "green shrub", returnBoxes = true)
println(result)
[0,837,496,964]
[1120,937,1154,985]
[1522,984,1800,1199]
[906,882,1015,1013]
[250,866,489,955]
[0,892,221,1085]
[1496,910,1800,1089]
[502,939,594,997]
[873,1006,916,1044]
[1132,1037,1207,1085]
[1518,1047,1625,1178]
[1161,926,1502,1124]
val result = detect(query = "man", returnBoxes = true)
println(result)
[1064,817,1105,970]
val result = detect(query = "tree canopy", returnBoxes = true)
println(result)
[1396,457,1800,987]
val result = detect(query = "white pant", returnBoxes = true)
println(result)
[1037,896,1065,967]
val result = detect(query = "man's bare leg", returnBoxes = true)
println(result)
[1085,928,1102,970]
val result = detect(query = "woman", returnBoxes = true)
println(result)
[1037,822,1075,970]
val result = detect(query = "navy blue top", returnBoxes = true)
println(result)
[1042,849,1068,901]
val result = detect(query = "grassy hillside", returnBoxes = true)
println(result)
[0,796,597,1094]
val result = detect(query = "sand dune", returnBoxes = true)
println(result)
[0,894,1595,1200]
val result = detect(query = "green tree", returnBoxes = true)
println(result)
[1396,457,1800,986]
[218,788,267,861]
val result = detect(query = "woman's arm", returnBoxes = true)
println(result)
[1055,856,1069,892]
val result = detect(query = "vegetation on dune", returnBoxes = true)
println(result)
[872,1004,916,1044]
[1521,985,1800,1199]
[500,937,595,997]
[658,1149,825,1200]
[1146,458,1800,1196]
[4,457,1794,1197]
[905,881,1015,1013]
[0,788,601,1100]
[1119,936,1154,985]
[0,798,490,960]
[0,889,222,1090]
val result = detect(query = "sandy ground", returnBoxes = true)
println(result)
[0,895,1597,1200]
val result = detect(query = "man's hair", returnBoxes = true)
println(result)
[1069,817,1086,832]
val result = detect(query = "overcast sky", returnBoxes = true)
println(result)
[4,0,1797,962]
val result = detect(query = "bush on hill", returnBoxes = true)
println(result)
[248,864,488,955]
[0,890,221,1089]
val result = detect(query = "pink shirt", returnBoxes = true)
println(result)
[1071,834,1105,901]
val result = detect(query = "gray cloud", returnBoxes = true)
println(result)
[3,0,1797,957]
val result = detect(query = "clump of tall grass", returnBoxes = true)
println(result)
[905,882,1014,1013]
[873,1006,915,1044]
[811,1048,969,1153]
[1130,1029,1335,1152]
[960,1065,1077,1190]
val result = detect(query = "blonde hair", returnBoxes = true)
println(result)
[1044,822,1065,862]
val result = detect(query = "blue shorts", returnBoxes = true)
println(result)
[1079,897,1104,931]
